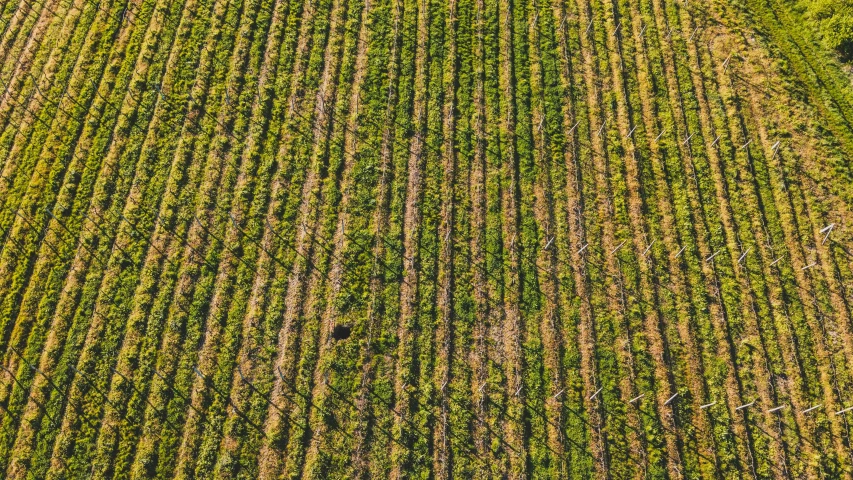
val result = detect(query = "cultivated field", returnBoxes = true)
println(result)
[0,0,852,476]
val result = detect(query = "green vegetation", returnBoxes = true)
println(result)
[790,0,853,58]
[0,0,851,477]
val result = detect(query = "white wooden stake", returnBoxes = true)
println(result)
[597,119,608,137]
[767,405,787,413]
[736,401,755,411]
[610,240,626,256]
[568,120,580,134]
[577,243,589,254]
[674,245,686,258]
[738,248,751,264]
[664,393,679,405]
[801,404,822,414]
[629,394,645,404]
[821,224,835,245]
[700,401,717,409]
[835,406,853,416]
[590,387,603,400]
[705,249,722,263]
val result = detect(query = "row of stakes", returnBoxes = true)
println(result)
[619,389,852,417]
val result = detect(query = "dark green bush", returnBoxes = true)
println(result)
[796,0,853,58]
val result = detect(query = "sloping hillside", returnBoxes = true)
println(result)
[0,0,852,476]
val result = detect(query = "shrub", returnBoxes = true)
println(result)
[798,0,853,58]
